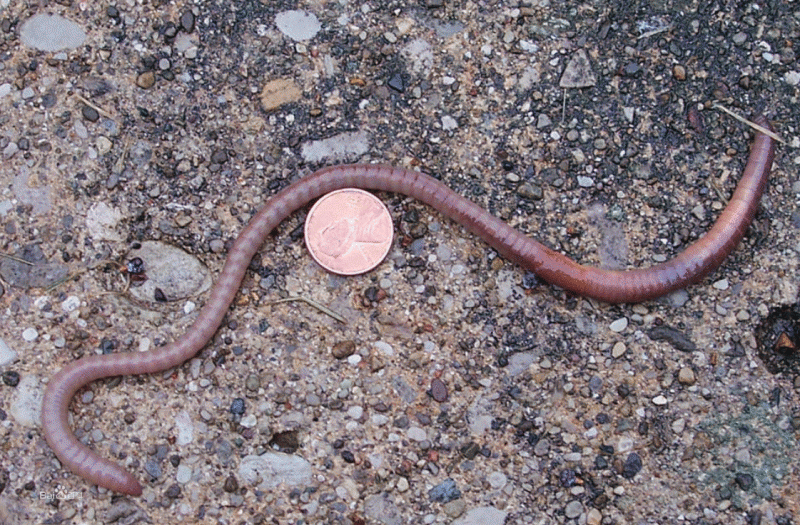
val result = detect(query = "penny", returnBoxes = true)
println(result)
[304,188,394,275]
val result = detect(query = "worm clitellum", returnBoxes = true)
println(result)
[42,115,777,495]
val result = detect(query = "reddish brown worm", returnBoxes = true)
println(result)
[42,116,776,495]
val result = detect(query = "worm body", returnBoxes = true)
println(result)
[42,117,776,495]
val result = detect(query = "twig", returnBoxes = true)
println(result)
[271,295,347,324]
[114,137,131,175]
[44,272,81,293]
[0,253,34,265]
[44,260,127,294]
[712,103,786,144]
[75,93,117,121]
[637,24,673,40]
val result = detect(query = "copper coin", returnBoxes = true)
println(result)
[304,188,393,275]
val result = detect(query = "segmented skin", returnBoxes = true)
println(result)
[42,116,776,495]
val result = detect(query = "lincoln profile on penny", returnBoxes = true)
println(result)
[305,188,394,275]
[42,115,776,495]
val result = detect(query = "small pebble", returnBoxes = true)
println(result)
[565,500,583,519]
[3,142,18,159]
[487,471,507,489]
[611,342,627,358]
[587,508,603,525]
[652,395,668,405]
[443,499,466,518]
[407,426,427,442]
[136,71,156,89]
[373,341,394,356]
[609,317,628,332]
[2,371,20,387]
[347,406,363,420]
[96,136,113,155]
[22,328,38,342]
[429,478,461,503]
[176,465,192,484]
[240,414,257,428]
[396,477,409,492]
[209,239,225,253]
[429,377,448,402]
[678,367,696,385]
[441,115,457,130]
[223,474,238,492]
[621,452,642,478]
[81,105,100,122]
[180,11,196,33]
[332,340,356,359]
[230,397,245,415]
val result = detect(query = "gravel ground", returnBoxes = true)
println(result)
[1,0,799,524]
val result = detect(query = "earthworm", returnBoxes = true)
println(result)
[42,115,776,495]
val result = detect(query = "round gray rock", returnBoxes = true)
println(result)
[20,14,87,52]
[127,241,212,303]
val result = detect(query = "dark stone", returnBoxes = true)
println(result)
[647,325,697,352]
[180,11,196,33]
[223,474,239,492]
[429,478,461,503]
[621,452,642,479]
[230,397,246,415]
[211,149,229,164]
[144,457,162,479]
[164,483,181,498]
[735,472,754,490]
[429,377,448,402]
[1,371,19,387]
[387,73,404,92]
[460,442,480,460]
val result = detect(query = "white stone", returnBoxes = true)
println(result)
[10,375,43,427]
[86,202,124,241]
[22,328,38,342]
[347,405,364,420]
[609,317,628,332]
[275,10,321,41]
[488,471,507,489]
[784,71,800,86]
[238,452,312,489]
[407,426,427,442]
[301,131,369,163]
[240,414,257,428]
[176,464,192,483]
[174,410,194,445]
[452,507,508,525]
[61,295,81,313]
[441,115,458,131]
[373,341,394,356]
[652,395,668,405]
[0,338,18,366]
